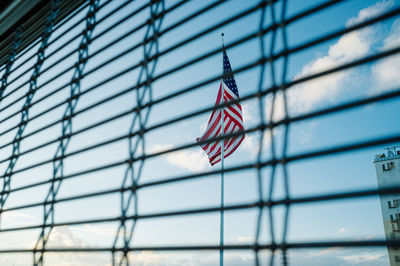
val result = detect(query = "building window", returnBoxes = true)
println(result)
[390,214,400,223]
[388,200,400,209]
[383,162,395,171]
[395,255,400,262]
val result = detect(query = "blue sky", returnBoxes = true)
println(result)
[0,0,400,265]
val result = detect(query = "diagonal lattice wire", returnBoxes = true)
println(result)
[0,26,22,101]
[112,1,165,265]
[266,1,279,264]
[254,1,268,265]
[0,0,60,226]
[278,1,290,265]
[32,1,99,265]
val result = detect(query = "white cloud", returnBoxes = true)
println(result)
[343,254,385,263]
[242,101,259,126]
[0,211,35,225]
[288,0,392,115]
[240,100,273,155]
[120,251,254,266]
[150,144,209,172]
[0,254,32,266]
[314,247,343,256]
[305,247,344,258]
[244,91,316,153]
[241,130,273,156]
[297,121,317,144]
[28,226,110,266]
[46,226,84,248]
[126,251,167,265]
[346,0,393,26]
[74,224,116,237]
[372,18,400,91]
[291,248,388,266]
[236,236,255,243]
[242,133,261,154]
[0,211,41,234]
[265,91,286,123]
[45,252,109,266]
[337,227,348,234]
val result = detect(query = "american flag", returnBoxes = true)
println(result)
[196,48,245,166]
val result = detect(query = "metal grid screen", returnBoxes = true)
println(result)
[0,0,400,265]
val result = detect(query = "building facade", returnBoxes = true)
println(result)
[374,147,400,265]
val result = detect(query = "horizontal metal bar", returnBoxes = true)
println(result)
[3,171,400,218]
[1,239,400,253]
[2,182,400,233]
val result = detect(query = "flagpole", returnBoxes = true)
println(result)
[220,32,225,266]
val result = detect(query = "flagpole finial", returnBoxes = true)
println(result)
[221,32,224,48]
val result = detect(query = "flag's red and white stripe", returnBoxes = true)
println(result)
[196,82,244,165]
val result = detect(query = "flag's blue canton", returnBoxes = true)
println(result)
[223,50,239,97]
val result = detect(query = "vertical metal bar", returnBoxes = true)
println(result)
[220,32,225,266]
[33,0,99,265]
